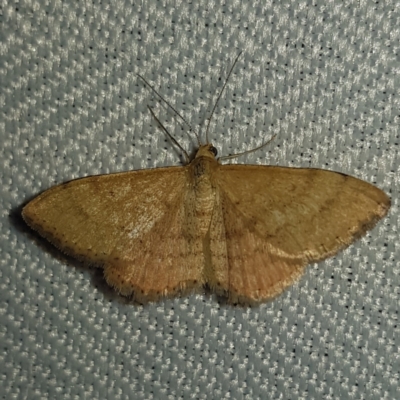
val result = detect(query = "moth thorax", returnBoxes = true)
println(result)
[191,158,217,236]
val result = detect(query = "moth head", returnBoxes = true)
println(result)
[194,144,218,160]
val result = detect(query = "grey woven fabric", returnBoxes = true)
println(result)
[1,1,398,399]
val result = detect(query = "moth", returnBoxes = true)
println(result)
[22,55,390,304]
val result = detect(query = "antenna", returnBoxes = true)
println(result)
[147,106,190,163]
[204,51,243,143]
[137,74,201,146]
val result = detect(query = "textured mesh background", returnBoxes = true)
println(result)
[1,1,399,399]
